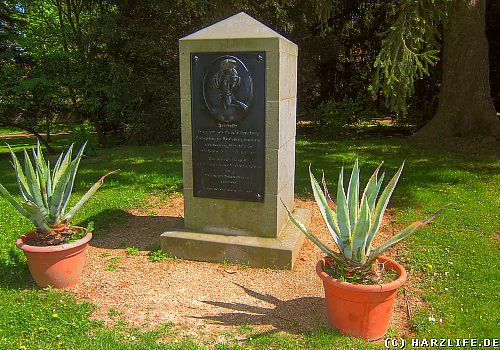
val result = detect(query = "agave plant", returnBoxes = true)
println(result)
[0,142,117,244]
[286,160,448,281]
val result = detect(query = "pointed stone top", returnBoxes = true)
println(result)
[181,12,289,41]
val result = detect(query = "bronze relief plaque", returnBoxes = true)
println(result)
[191,52,266,202]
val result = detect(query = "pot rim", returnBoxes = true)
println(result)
[316,256,407,293]
[16,227,92,253]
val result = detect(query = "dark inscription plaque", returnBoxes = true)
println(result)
[191,52,266,202]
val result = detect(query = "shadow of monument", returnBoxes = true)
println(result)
[86,209,182,250]
[195,283,328,334]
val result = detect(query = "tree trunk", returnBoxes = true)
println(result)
[46,115,51,143]
[414,0,499,139]
[93,115,108,147]
[30,129,55,153]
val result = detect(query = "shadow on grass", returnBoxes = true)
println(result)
[0,247,36,290]
[194,283,329,335]
[85,209,182,250]
[294,137,500,205]
[0,208,182,289]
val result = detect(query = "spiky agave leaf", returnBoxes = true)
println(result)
[59,142,87,217]
[52,144,74,188]
[51,152,64,193]
[20,201,52,233]
[1,142,116,237]
[289,160,449,282]
[7,145,33,203]
[33,141,50,208]
[63,170,119,221]
[346,159,359,232]
[336,166,352,258]
[23,149,48,217]
[282,199,344,264]
[351,195,371,264]
[361,162,384,213]
[366,204,453,265]
[46,160,52,200]
[48,144,76,224]
[321,172,336,210]
[364,162,405,256]
[309,166,343,252]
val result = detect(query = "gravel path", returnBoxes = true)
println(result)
[71,196,420,342]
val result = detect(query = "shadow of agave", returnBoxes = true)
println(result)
[195,283,328,334]
[0,247,35,289]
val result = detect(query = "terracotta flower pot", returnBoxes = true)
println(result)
[316,256,407,340]
[16,228,92,289]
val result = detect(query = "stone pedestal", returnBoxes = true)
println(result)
[160,12,309,269]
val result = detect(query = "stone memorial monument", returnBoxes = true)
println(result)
[160,12,310,268]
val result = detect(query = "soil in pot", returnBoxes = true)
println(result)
[23,225,86,246]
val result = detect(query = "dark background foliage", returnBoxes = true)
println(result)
[0,0,498,145]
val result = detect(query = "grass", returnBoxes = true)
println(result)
[0,133,498,349]
[295,136,500,341]
[0,123,93,136]
[0,127,23,135]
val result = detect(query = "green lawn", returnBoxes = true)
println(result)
[0,127,24,135]
[0,123,94,136]
[0,135,498,349]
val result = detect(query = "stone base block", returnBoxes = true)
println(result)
[160,208,310,269]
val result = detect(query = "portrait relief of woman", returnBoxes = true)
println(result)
[203,55,253,123]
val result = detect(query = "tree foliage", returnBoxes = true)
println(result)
[1,0,498,143]
[371,0,451,115]
[316,0,498,138]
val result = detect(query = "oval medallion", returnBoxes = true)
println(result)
[203,55,253,123]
